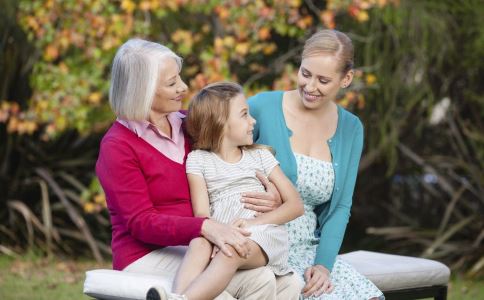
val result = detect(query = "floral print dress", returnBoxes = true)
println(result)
[287,153,383,300]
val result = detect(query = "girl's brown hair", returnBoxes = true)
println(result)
[302,29,354,74]
[186,82,243,152]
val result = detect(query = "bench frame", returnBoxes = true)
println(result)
[384,285,447,300]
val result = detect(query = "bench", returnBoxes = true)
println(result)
[339,251,450,300]
[84,251,450,299]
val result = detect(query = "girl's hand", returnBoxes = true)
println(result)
[302,265,334,297]
[211,245,220,258]
[231,218,256,228]
[241,171,282,213]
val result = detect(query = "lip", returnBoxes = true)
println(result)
[302,90,322,102]
[173,95,184,101]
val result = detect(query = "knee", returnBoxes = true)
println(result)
[188,237,212,251]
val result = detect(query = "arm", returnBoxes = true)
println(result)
[187,171,252,257]
[241,171,282,213]
[314,121,364,271]
[96,138,204,246]
[248,166,304,226]
[187,174,210,217]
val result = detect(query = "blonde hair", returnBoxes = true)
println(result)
[109,38,182,120]
[187,82,243,152]
[302,30,354,74]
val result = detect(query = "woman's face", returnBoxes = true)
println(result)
[151,57,188,115]
[297,54,352,110]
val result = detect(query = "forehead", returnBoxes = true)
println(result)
[158,57,180,80]
[230,93,247,110]
[300,54,341,77]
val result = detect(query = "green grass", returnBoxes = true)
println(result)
[0,254,482,299]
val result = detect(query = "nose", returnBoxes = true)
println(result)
[177,80,188,93]
[306,77,317,91]
[249,114,256,125]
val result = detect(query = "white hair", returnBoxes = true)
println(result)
[109,38,183,120]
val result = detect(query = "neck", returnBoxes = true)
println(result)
[215,142,243,163]
[149,111,171,137]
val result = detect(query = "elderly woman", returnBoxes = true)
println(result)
[95,39,300,299]
[247,30,384,299]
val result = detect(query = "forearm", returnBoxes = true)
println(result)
[251,195,303,225]
[314,206,350,270]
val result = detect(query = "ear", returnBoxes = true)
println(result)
[340,69,354,88]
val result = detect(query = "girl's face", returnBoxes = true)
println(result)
[224,93,256,147]
[151,57,188,115]
[297,54,353,110]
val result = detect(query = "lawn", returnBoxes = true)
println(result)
[0,254,482,299]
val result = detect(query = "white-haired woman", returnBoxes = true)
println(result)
[96,39,300,300]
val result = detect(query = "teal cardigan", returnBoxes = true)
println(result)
[248,91,364,271]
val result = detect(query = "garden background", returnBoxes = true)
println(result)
[1,0,483,299]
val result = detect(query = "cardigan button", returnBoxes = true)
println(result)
[334,162,338,166]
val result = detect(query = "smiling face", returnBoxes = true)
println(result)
[297,53,353,110]
[151,57,188,114]
[224,93,256,147]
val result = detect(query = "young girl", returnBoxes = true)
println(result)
[164,82,303,300]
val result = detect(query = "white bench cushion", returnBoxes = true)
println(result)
[339,250,450,291]
[84,269,172,300]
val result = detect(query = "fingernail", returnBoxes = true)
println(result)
[240,198,245,203]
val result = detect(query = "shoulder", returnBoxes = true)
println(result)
[248,91,283,108]
[187,149,211,159]
[338,106,364,134]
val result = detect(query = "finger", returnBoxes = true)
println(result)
[315,279,330,297]
[326,281,334,294]
[218,244,233,257]
[303,268,313,291]
[241,193,271,204]
[231,242,248,258]
[235,227,251,236]
[242,203,273,213]
[305,277,325,297]
[255,171,270,187]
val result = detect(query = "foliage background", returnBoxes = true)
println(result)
[1,0,483,277]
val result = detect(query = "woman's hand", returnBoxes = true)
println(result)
[241,171,282,213]
[302,264,334,297]
[201,219,251,258]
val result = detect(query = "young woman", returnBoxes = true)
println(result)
[152,82,304,300]
[247,30,384,299]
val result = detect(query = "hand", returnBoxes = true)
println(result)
[231,218,256,228]
[201,219,251,258]
[241,171,282,213]
[211,245,220,258]
[302,265,334,297]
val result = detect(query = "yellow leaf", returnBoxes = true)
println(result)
[121,0,136,13]
[44,44,59,61]
[223,36,235,48]
[365,74,377,85]
[88,92,102,104]
[258,27,271,40]
[356,10,369,22]
[235,42,249,56]
[84,202,95,213]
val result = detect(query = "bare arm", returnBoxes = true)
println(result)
[188,174,211,217]
[247,166,304,226]
[188,174,251,257]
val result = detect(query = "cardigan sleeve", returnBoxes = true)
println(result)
[314,120,364,271]
[96,138,205,246]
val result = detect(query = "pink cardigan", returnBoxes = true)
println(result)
[96,121,205,270]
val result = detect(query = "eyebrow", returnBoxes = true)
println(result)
[301,67,332,80]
